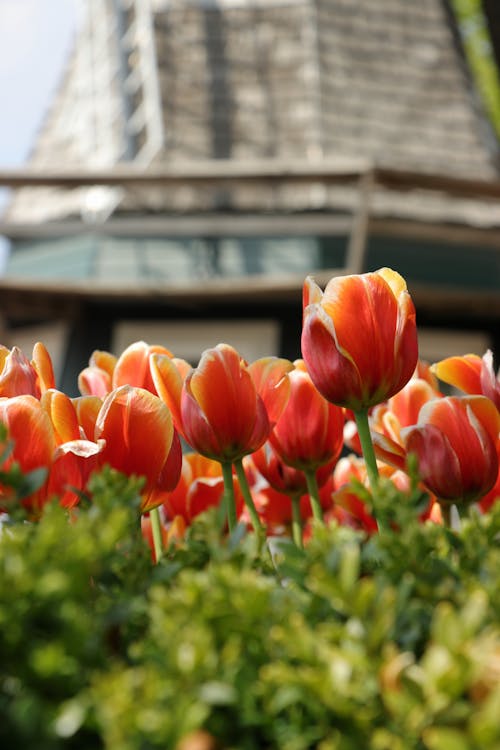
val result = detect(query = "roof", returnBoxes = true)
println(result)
[4,0,500,227]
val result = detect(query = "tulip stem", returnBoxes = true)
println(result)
[221,461,238,533]
[354,408,380,491]
[438,501,452,528]
[234,458,265,536]
[305,469,323,522]
[150,506,163,564]
[290,494,303,548]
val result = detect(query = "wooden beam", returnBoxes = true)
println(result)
[0,213,353,239]
[1,162,500,200]
[0,271,498,321]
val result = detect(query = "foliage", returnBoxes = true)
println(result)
[451,0,500,138]
[1,468,500,749]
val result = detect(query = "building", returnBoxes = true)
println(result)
[0,0,499,392]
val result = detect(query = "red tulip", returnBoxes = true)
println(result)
[402,396,500,505]
[301,268,418,410]
[269,360,344,472]
[95,385,181,512]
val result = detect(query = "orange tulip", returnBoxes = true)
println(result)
[162,452,226,523]
[41,389,81,444]
[72,395,103,440]
[367,376,442,470]
[301,268,418,410]
[47,437,105,509]
[95,385,181,512]
[112,340,173,393]
[0,345,45,398]
[31,342,56,394]
[179,344,272,462]
[269,360,344,472]
[78,341,177,398]
[432,349,500,411]
[0,395,55,515]
[402,396,500,506]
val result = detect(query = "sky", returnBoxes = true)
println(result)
[0,0,81,168]
[0,0,81,265]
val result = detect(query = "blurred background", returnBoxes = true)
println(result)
[0,0,499,392]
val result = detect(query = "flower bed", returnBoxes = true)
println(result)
[0,268,499,749]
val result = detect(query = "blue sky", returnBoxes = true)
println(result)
[0,0,80,167]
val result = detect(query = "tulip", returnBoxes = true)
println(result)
[301,268,418,509]
[95,385,181,514]
[180,344,270,462]
[152,344,291,534]
[72,395,103,440]
[47,438,105,509]
[402,396,500,518]
[432,350,500,411]
[162,452,226,523]
[0,346,41,398]
[265,360,344,522]
[367,376,442,470]
[269,361,344,470]
[302,268,418,411]
[41,389,81,444]
[112,340,173,393]
[31,342,56,394]
[250,442,335,544]
[0,395,55,516]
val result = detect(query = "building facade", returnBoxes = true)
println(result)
[1,0,499,390]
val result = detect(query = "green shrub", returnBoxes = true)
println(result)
[1,469,500,749]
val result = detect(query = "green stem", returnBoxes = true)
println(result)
[150,506,163,564]
[290,493,303,548]
[221,460,237,533]
[234,458,264,536]
[438,500,452,528]
[354,409,380,491]
[305,468,323,522]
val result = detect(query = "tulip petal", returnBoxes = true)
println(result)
[150,353,189,437]
[403,423,464,500]
[78,366,112,398]
[187,344,263,452]
[302,303,363,408]
[0,395,55,472]
[248,356,293,426]
[41,389,80,443]
[96,386,174,494]
[303,275,324,308]
[480,350,500,410]
[431,354,483,395]
[0,347,40,398]
[89,350,117,379]
[181,385,222,459]
[32,342,56,393]
[112,341,173,393]
[72,395,102,440]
